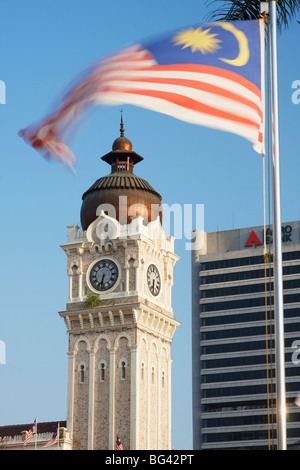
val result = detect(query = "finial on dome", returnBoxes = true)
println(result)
[120,110,124,137]
[111,112,133,152]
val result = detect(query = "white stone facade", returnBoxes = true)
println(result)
[59,214,180,450]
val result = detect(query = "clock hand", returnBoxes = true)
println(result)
[100,274,105,285]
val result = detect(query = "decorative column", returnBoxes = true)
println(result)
[134,260,139,293]
[130,344,139,449]
[125,261,130,294]
[66,351,75,436]
[140,259,145,296]
[168,358,172,449]
[77,267,83,301]
[157,356,161,449]
[108,346,116,449]
[147,347,151,449]
[167,275,172,308]
[68,268,73,302]
[88,350,95,449]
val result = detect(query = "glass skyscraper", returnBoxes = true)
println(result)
[192,221,300,450]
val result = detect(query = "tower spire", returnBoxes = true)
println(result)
[120,110,124,137]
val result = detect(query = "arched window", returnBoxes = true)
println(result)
[162,370,165,388]
[71,265,79,299]
[99,361,106,382]
[80,365,85,383]
[121,361,126,380]
[100,363,105,381]
[78,361,87,384]
[151,366,155,385]
[118,357,128,381]
[141,362,145,381]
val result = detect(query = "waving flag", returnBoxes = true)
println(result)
[116,434,124,450]
[19,19,265,171]
[23,419,37,446]
[43,430,58,448]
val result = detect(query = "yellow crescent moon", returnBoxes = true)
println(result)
[209,21,250,67]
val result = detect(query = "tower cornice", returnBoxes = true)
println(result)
[59,302,180,342]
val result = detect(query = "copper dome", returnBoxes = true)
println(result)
[112,136,133,152]
[80,120,162,231]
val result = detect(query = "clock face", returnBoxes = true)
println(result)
[147,264,161,297]
[89,259,119,292]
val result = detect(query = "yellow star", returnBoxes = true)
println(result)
[172,27,222,54]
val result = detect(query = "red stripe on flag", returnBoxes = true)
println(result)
[99,63,262,98]
[101,86,261,130]
[105,75,263,120]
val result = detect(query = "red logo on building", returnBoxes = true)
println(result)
[245,230,262,247]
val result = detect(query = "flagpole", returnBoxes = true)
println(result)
[269,0,287,450]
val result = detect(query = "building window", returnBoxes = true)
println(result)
[121,361,126,380]
[141,362,145,380]
[151,366,155,385]
[99,360,106,382]
[162,371,165,388]
[80,365,84,383]
[100,364,105,381]
[71,264,79,299]
[78,362,87,384]
[119,358,128,380]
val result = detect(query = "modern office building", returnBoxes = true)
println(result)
[192,221,300,450]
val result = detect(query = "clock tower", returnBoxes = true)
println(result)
[59,120,180,450]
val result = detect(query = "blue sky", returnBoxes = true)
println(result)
[0,1,299,450]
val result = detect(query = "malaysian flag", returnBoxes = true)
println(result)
[23,419,37,446]
[116,434,124,450]
[43,430,58,448]
[19,19,265,171]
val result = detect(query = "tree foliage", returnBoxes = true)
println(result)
[205,1,300,30]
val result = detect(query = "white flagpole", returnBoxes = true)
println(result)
[269,0,287,450]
